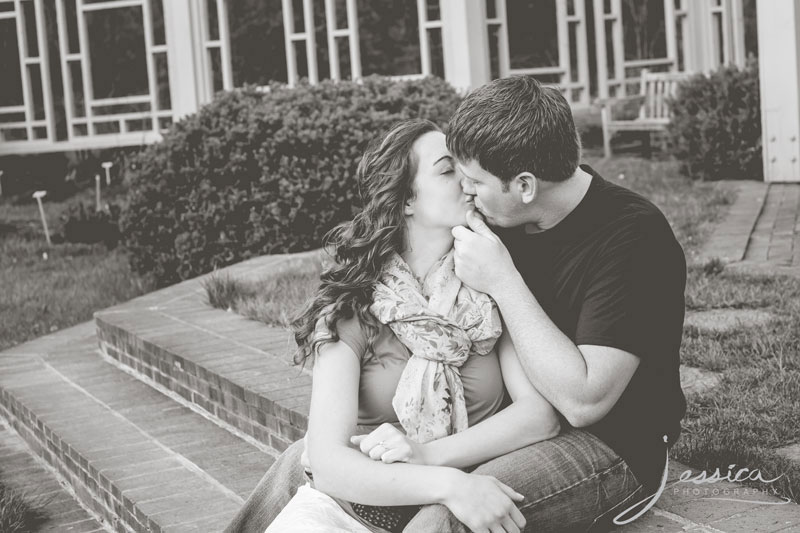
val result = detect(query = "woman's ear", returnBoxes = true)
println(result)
[404,197,415,216]
[515,172,537,204]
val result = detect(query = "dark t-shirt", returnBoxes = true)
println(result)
[496,164,687,491]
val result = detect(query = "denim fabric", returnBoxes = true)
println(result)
[223,423,382,533]
[223,428,643,533]
[223,438,307,533]
[404,428,643,532]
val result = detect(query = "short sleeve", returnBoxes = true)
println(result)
[573,215,686,359]
[313,313,369,361]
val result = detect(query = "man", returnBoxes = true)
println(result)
[225,76,687,532]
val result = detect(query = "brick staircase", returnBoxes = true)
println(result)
[1,251,798,533]
[0,253,314,532]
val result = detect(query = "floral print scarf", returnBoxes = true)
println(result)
[369,250,502,443]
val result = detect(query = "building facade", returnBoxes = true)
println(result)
[0,0,766,167]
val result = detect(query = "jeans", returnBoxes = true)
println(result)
[223,427,643,533]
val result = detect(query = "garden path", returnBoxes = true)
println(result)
[700,181,800,277]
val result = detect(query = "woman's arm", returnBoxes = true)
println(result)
[306,338,457,505]
[309,336,528,531]
[419,329,561,468]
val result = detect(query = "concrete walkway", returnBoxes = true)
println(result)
[700,181,800,276]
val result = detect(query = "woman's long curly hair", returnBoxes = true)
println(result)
[292,119,441,364]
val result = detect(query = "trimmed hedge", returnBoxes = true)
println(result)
[666,60,762,181]
[120,76,461,287]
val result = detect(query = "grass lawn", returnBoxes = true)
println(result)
[676,270,800,502]
[0,187,156,351]
[207,155,800,502]
[0,186,157,522]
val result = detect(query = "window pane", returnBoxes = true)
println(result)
[487,24,500,79]
[65,0,79,54]
[426,0,440,22]
[507,0,559,69]
[23,0,38,58]
[207,0,220,40]
[86,6,149,98]
[429,27,443,78]
[0,19,23,106]
[357,0,421,76]
[151,0,166,46]
[210,47,223,92]
[70,61,85,117]
[155,52,170,109]
[336,36,351,79]
[621,0,668,60]
[228,0,288,85]
[335,0,348,30]
[28,65,45,120]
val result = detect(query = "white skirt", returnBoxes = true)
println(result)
[265,483,373,533]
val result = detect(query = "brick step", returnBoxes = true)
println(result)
[0,417,105,532]
[94,253,318,456]
[0,323,274,533]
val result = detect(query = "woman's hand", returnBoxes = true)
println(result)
[442,471,527,533]
[350,423,428,464]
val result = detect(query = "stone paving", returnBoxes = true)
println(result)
[684,308,777,334]
[702,181,800,276]
[745,183,800,267]
[698,181,768,265]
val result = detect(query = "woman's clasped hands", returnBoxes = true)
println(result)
[351,424,528,533]
[350,423,426,464]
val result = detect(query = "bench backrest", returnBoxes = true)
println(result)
[638,69,690,120]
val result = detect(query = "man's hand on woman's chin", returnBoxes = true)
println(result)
[350,423,429,465]
[452,209,519,297]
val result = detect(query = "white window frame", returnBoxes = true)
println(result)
[593,0,682,100]
[280,0,443,86]
[52,0,170,146]
[197,0,233,97]
[0,0,56,152]
[486,0,591,107]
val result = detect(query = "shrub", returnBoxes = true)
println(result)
[121,76,461,287]
[61,201,121,247]
[666,60,762,181]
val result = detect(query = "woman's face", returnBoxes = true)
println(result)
[406,131,470,229]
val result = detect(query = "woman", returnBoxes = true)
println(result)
[273,119,560,533]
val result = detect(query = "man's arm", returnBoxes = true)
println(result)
[452,210,640,427]
[491,273,639,428]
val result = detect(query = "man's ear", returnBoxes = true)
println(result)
[514,172,537,204]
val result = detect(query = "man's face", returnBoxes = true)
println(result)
[456,159,522,228]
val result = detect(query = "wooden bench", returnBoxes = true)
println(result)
[601,69,690,158]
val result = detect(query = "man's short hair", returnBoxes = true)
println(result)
[447,76,581,185]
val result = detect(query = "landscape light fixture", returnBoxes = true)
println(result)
[33,190,51,246]
[95,174,102,212]
[102,161,113,186]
